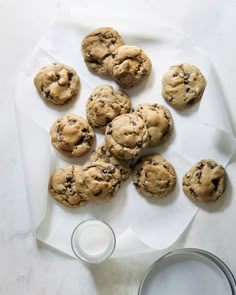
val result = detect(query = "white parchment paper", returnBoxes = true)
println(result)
[15,14,236,258]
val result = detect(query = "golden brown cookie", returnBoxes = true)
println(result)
[81,27,124,75]
[34,63,80,105]
[86,85,131,130]
[133,155,177,199]
[90,144,131,181]
[162,63,206,110]
[50,114,95,157]
[48,165,88,208]
[75,162,121,203]
[105,113,149,160]
[133,103,173,147]
[107,45,152,88]
[182,159,226,202]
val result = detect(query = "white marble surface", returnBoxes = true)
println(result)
[0,0,236,294]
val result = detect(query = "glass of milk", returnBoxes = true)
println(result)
[139,248,236,295]
[71,219,116,264]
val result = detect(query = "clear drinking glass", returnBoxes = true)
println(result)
[71,219,116,264]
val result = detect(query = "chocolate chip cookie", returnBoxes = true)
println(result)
[162,63,206,110]
[107,45,152,88]
[81,27,124,75]
[34,63,80,105]
[75,162,121,203]
[90,144,131,181]
[133,155,177,199]
[105,113,149,160]
[86,85,131,130]
[50,114,95,157]
[133,103,173,147]
[182,159,226,203]
[49,165,88,208]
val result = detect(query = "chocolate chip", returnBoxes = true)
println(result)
[75,137,84,145]
[196,162,204,169]
[94,191,102,197]
[207,161,216,169]
[212,178,220,191]
[136,141,142,147]
[105,117,111,124]
[185,173,191,178]
[68,72,73,81]
[58,134,64,142]
[133,182,139,188]
[45,90,50,98]
[103,167,115,174]
[120,169,125,175]
[101,147,107,154]
[95,176,103,181]
[187,98,195,105]
[196,171,202,178]
[190,188,197,198]
[68,118,77,124]
[184,72,190,79]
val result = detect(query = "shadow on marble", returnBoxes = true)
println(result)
[86,254,153,295]
[86,217,196,295]
[36,240,75,260]
[209,67,236,137]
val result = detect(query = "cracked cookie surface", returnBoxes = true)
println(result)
[105,113,149,160]
[34,63,80,105]
[49,165,88,208]
[107,45,152,88]
[133,103,173,147]
[182,159,225,203]
[75,162,121,203]
[133,155,176,199]
[90,144,131,181]
[81,27,124,75]
[162,63,206,110]
[86,85,131,130]
[50,114,95,157]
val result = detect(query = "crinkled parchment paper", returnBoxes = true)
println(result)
[15,12,235,258]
